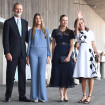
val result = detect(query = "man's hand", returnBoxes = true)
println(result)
[6,53,12,61]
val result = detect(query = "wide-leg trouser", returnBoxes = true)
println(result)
[30,47,47,101]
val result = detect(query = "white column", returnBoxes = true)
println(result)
[0,29,6,84]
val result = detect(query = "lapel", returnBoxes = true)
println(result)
[21,19,24,37]
[11,17,26,37]
[11,17,20,36]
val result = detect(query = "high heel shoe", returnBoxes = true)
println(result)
[58,99,63,102]
[39,100,45,102]
[64,98,68,102]
[33,99,38,103]
[58,97,64,102]
[84,96,91,104]
[78,95,86,103]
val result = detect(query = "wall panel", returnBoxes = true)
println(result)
[0,0,105,51]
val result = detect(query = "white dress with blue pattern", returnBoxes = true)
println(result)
[73,30,97,78]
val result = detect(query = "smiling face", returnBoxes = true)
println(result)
[13,4,23,18]
[35,15,42,25]
[79,19,85,31]
[60,16,68,27]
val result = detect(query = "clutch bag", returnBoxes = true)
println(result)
[60,56,66,63]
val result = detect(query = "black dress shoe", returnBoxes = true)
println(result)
[5,98,10,102]
[19,97,30,102]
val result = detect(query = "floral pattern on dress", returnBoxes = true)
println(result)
[79,32,87,45]
[89,49,97,76]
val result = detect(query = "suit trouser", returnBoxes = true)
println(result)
[5,54,26,99]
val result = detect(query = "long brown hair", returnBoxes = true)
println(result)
[31,13,47,39]
[58,15,71,34]
[74,18,89,32]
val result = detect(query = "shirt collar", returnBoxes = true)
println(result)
[14,16,21,23]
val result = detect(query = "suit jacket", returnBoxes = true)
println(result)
[3,17,28,58]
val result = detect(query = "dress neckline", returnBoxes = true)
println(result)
[58,29,66,32]
[36,28,41,30]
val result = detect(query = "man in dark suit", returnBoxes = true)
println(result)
[3,3,30,102]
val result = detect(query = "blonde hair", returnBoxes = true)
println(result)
[31,13,47,39]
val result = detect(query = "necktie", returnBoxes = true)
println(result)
[17,19,22,36]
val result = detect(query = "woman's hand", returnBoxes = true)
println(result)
[64,56,70,63]
[77,11,83,19]
[98,55,100,62]
[47,56,50,64]
[92,41,100,62]
[26,56,30,66]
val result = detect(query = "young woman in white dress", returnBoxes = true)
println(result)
[73,11,100,104]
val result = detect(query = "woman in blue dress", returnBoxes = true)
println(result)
[50,15,75,102]
[26,13,51,102]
